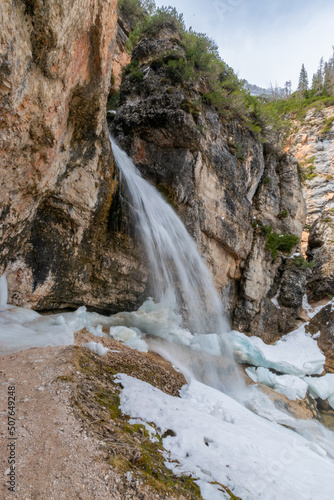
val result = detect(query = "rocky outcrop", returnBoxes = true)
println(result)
[285,107,334,303]
[234,150,308,339]
[285,105,334,257]
[111,27,307,337]
[285,105,334,224]
[307,210,334,301]
[0,0,147,312]
[111,11,132,90]
[306,302,334,373]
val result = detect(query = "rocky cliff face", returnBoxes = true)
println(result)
[306,301,334,373]
[307,210,334,301]
[111,10,132,90]
[111,27,307,338]
[0,5,311,339]
[0,0,147,312]
[285,105,334,225]
[286,105,334,301]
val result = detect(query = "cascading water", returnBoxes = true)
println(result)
[109,138,334,457]
[110,137,244,396]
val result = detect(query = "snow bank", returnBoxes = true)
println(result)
[229,326,325,376]
[116,373,334,500]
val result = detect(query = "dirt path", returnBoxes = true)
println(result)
[0,335,196,500]
[0,345,121,500]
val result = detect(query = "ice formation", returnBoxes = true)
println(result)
[228,326,325,376]
[0,274,8,306]
[304,373,334,409]
[246,366,309,400]
[82,342,110,356]
[0,276,88,355]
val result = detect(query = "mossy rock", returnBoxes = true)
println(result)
[180,99,200,121]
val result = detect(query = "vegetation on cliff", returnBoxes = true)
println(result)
[115,0,288,143]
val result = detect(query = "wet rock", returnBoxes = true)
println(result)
[307,210,334,301]
[306,302,334,373]
[0,0,147,312]
[279,261,308,309]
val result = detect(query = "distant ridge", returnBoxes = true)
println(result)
[244,81,272,97]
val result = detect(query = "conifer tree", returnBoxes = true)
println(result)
[297,64,308,104]
[284,80,292,97]
[298,64,309,92]
[318,57,324,91]
[311,73,319,93]
[323,61,334,95]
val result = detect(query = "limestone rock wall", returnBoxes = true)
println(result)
[111,12,132,90]
[285,105,334,225]
[307,210,334,301]
[285,106,334,301]
[0,5,310,338]
[0,0,147,312]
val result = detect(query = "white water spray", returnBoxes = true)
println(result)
[110,137,244,395]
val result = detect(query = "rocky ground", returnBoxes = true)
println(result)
[0,334,205,500]
[1,318,334,500]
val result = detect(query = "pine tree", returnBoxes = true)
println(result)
[297,64,308,104]
[311,73,319,93]
[298,64,309,92]
[323,61,334,95]
[317,57,324,92]
[284,80,292,98]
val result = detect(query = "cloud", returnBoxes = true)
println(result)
[154,0,334,89]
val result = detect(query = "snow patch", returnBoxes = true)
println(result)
[116,373,334,500]
[302,294,333,319]
[82,342,109,356]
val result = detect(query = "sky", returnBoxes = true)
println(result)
[154,0,334,90]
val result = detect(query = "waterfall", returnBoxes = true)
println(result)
[110,137,244,396]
